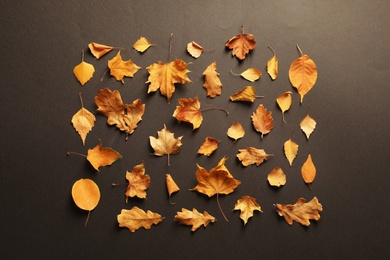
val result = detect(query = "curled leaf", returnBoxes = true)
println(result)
[267,166,286,187]
[203,61,222,98]
[234,195,262,225]
[88,42,114,59]
[251,104,274,138]
[237,147,272,166]
[230,86,262,103]
[86,141,122,171]
[300,113,316,139]
[198,136,219,156]
[73,51,95,86]
[117,206,163,233]
[267,45,278,80]
[172,96,202,129]
[284,138,298,166]
[108,51,140,83]
[124,162,150,202]
[71,93,95,146]
[275,197,323,226]
[301,154,316,189]
[226,27,256,60]
[133,37,152,53]
[276,91,292,123]
[187,41,204,58]
[166,174,180,200]
[227,122,245,142]
[174,208,216,231]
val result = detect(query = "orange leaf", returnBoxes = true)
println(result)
[86,141,122,171]
[124,162,150,202]
[267,166,286,187]
[276,91,292,123]
[166,174,180,198]
[187,41,204,58]
[117,206,163,233]
[198,136,219,156]
[133,37,152,53]
[267,45,278,80]
[72,178,100,227]
[108,51,140,83]
[289,45,318,103]
[275,197,323,226]
[230,86,261,103]
[174,208,216,231]
[88,42,114,59]
[233,195,262,225]
[251,104,274,138]
[146,58,192,103]
[227,121,245,142]
[226,27,256,60]
[284,138,298,166]
[73,51,95,86]
[237,147,272,166]
[71,93,95,146]
[172,96,203,129]
[203,61,222,98]
[300,113,316,139]
[301,154,316,189]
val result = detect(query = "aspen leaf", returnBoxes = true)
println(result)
[71,93,95,146]
[267,45,278,80]
[124,162,150,202]
[300,113,316,139]
[301,154,316,189]
[198,136,219,156]
[88,42,114,59]
[166,174,180,200]
[234,195,262,225]
[95,88,145,140]
[251,104,274,138]
[226,26,256,60]
[289,45,318,103]
[203,61,222,98]
[107,51,140,83]
[86,141,122,171]
[71,178,100,227]
[117,206,163,233]
[149,124,183,166]
[187,41,204,58]
[230,86,262,102]
[227,121,245,142]
[267,166,286,187]
[237,147,272,167]
[174,208,216,231]
[146,58,192,103]
[172,96,202,129]
[133,37,152,53]
[275,197,323,226]
[231,68,261,82]
[73,50,95,86]
[284,138,298,166]
[276,91,292,123]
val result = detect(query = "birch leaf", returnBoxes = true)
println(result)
[124,162,150,202]
[187,41,204,58]
[174,208,216,231]
[237,147,272,166]
[230,86,262,102]
[108,51,140,83]
[227,122,245,142]
[300,113,316,139]
[71,93,95,146]
[284,138,298,166]
[276,91,292,123]
[275,197,323,226]
[231,68,261,82]
[234,195,262,225]
[117,207,163,233]
[301,154,316,189]
[267,167,286,187]
[251,104,274,138]
[198,136,219,156]
[133,37,152,53]
[73,51,95,86]
[226,26,256,60]
[203,61,222,98]
[88,42,114,59]
[267,45,278,80]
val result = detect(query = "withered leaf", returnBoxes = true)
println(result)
[198,136,219,156]
[166,174,180,199]
[86,141,122,171]
[237,147,272,167]
[71,93,95,146]
[73,51,95,86]
[124,162,150,202]
[133,37,152,53]
[300,113,316,139]
[275,197,323,226]
[72,178,100,227]
[174,208,216,231]
[234,195,262,225]
[230,86,262,103]
[203,61,222,98]
[117,206,163,233]
[284,138,298,166]
[231,68,261,82]
[251,104,274,138]
[227,121,245,142]
[88,42,114,59]
[267,45,278,80]
[301,154,316,189]
[276,91,292,123]
[172,96,202,129]
[108,51,140,83]
[187,41,204,58]
[267,166,286,187]
[226,27,256,60]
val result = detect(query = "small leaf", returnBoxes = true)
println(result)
[172,96,203,129]
[166,174,180,199]
[108,51,140,83]
[133,37,152,53]
[187,41,204,58]
[203,61,223,98]
[198,136,219,156]
[251,104,274,138]
[124,162,150,202]
[267,166,286,187]
[275,197,323,226]
[226,27,256,60]
[232,68,261,82]
[300,113,316,139]
[230,86,262,103]
[301,154,316,189]
[276,91,292,123]
[227,122,245,141]
[86,141,122,171]
[284,138,298,166]
[237,147,272,166]
[267,45,278,80]
[117,206,163,233]
[233,195,262,225]
[71,93,95,146]
[88,42,114,59]
[174,208,216,231]
[73,51,95,86]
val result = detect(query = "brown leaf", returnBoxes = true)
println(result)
[166,174,180,198]
[276,91,292,123]
[267,166,286,187]
[174,208,216,231]
[88,42,114,59]
[108,51,140,83]
[73,51,95,86]
[230,86,261,103]
[284,138,298,166]
[133,37,152,53]
[203,61,222,98]
[251,104,274,138]
[267,45,278,80]
[117,206,163,233]
[71,93,95,146]
[198,136,219,156]
[172,96,203,129]
[124,162,150,202]
[146,58,192,103]
[226,27,256,60]
[300,113,316,139]
[95,88,145,139]
[227,121,245,142]
[237,147,272,166]
[301,154,316,189]
[234,195,262,225]
[275,197,323,226]
[86,141,122,171]
[187,41,204,58]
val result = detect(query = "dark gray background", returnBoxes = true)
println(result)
[1,0,389,259]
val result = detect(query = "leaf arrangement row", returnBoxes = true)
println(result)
[69,28,322,232]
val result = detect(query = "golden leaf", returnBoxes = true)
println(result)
[149,124,183,166]
[226,27,256,60]
[146,58,192,103]
[117,206,163,233]
[251,104,274,138]
[198,136,219,156]
[133,37,152,53]
[124,162,150,202]
[95,88,145,139]
[237,147,272,166]
[174,208,216,231]
[86,141,122,171]
[289,45,318,103]
[88,42,114,59]
[172,96,202,129]
[227,121,245,142]
[71,93,95,146]
[166,174,180,199]
[73,50,95,86]
[301,154,316,189]
[230,86,261,103]
[203,61,222,98]
[234,195,262,225]
[267,166,286,187]
[231,68,261,82]
[187,41,204,58]
[108,51,140,83]
[300,113,316,139]
[267,45,278,80]
[275,197,323,226]
[284,138,298,166]
[276,91,292,123]
[71,178,100,227]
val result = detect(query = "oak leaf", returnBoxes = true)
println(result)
[172,96,202,129]
[95,88,145,139]
[301,154,316,189]
[86,141,122,171]
[276,91,292,123]
[226,27,256,60]
[117,206,163,233]
[174,208,216,231]
[108,51,140,83]
[237,147,272,166]
[234,195,262,225]
[72,178,100,227]
[166,174,180,201]
[73,51,95,86]
[124,162,150,202]
[231,68,261,82]
[267,45,278,80]
[227,121,245,142]
[230,86,262,102]
[203,61,222,98]
[267,166,286,187]
[275,197,323,226]
[300,113,316,139]
[149,124,183,166]
[289,45,318,103]
[71,93,95,146]
[284,138,298,166]
[198,136,219,156]
[146,58,192,103]
[187,41,204,58]
[88,42,114,59]
[133,37,152,53]
[251,104,274,138]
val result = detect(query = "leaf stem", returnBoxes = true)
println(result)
[100,69,109,81]
[217,193,229,222]
[296,44,303,56]
[308,183,313,191]
[78,92,84,108]
[81,50,85,61]
[255,95,265,98]
[241,25,244,34]
[268,45,276,56]
[84,211,91,228]
[167,154,170,166]
[112,182,127,187]
[200,107,229,115]
[168,33,173,62]
[282,113,286,124]
[67,151,87,157]
[230,69,241,76]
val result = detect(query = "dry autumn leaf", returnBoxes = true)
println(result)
[187,41,204,58]
[73,50,95,86]
[203,61,222,98]
[117,206,163,233]
[251,104,274,138]
[71,178,100,227]
[107,51,140,83]
[301,154,316,189]
[300,113,316,139]
[284,138,298,166]
[237,147,272,166]
[267,45,278,80]
[231,68,262,82]
[71,92,95,146]
[124,162,150,202]
[227,121,245,142]
[166,174,180,202]
[172,96,202,129]
[275,197,323,226]
[198,136,219,156]
[86,141,122,171]
[230,86,263,102]
[133,37,152,53]
[149,124,183,166]
[234,195,262,225]
[267,166,286,187]
[289,45,318,103]
[95,88,145,140]
[276,91,292,123]
[226,26,256,60]
[88,42,114,59]
[174,208,216,231]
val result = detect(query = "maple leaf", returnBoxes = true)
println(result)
[267,45,278,80]
[107,51,140,83]
[289,45,318,103]
[71,92,95,146]
[284,138,298,166]
[198,136,219,156]
[187,41,204,58]
[267,166,286,187]
[251,104,274,138]
[146,58,192,103]
[172,96,202,129]
[301,154,316,189]
[226,26,256,60]
[275,197,323,226]
[166,174,180,203]
[95,88,145,139]
[149,124,183,166]
[230,86,263,102]
[174,208,216,231]
[203,61,222,98]
[231,68,261,82]
[71,178,100,227]
[88,42,114,59]
[123,162,150,202]
[73,50,95,86]
[117,206,163,233]
[300,113,316,139]
[276,91,292,123]
[227,122,245,142]
[237,147,272,166]
[133,37,152,53]
[86,141,122,171]
[234,195,262,225]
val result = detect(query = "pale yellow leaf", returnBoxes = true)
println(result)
[227,122,245,141]
[133,37,152,53]
[233,195,262,225]
[300,114,316,139]
[187,41,204,58]
[237,147,272,166]
[240,68,262,82]
[267,167,286,187]
[117,207,163,233]
[71,93,95,146]
[284,138,298,166]
[276,91,292,123]
[174,208,216,231]
[267,45,278,80]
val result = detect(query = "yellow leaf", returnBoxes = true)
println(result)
[71,93,95,146]
[117,206,163,233]
[203,61,222,98]
[267,45,278,80]
[276,91,292,123]
[174,208,216,231]
[231,68,261,82]
[86,141,122,171]
[124,162,150,202]
[108,51,140,83]
[251,104,274,138]
[166,174,180,199]
[289,45,318,103]
[284,138,298,166]
[275,197,323,226]
[301,154,316,189]
[226,26,256,60]
[172,96,203,129]
[73,51,95,86]
[233,195,262,225]
[227,121,245,142]
[230,86,262,102]
[267,166,286,187]
[198,136,219,156]
[237,147,272,166]
[88,42,114,59]
[187,41,204,58]
[300,113,316,139]
[133,37,152,53]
